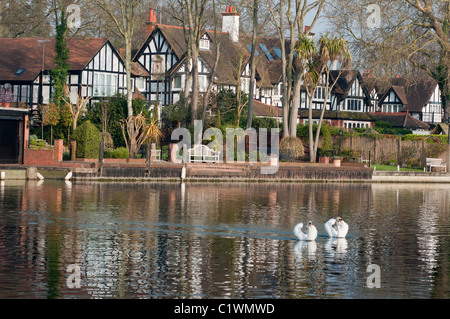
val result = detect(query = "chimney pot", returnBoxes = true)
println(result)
[147,8,157,38]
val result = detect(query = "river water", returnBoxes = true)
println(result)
[0,180,448,299]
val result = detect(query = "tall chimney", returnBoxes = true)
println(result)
[147,8,157,38]
[222,5,240,42]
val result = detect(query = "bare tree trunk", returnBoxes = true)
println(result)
[190,47,200,122]
[125,37,133,118]
[202,44,220,123]
[441,69,450,121]
[289,71,302,136]
[247,0,258,129]
[308,96,315,162]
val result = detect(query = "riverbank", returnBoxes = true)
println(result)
[2,161,450,183]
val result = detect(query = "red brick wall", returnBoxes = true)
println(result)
[24,139,63,166]
[23,148,55,166]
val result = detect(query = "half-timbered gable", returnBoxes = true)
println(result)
[378,86,406,113]
[422,84,442,124]
[396,78,443,125]
[134,25,182,105]
[80,40,128,102]
[329,70,371,113]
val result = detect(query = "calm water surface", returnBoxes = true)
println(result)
[0,180,449,299]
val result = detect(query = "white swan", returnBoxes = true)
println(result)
[324,217,349,238]
[293,221,318,241]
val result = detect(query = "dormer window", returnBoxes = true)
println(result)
[200,38,210,50]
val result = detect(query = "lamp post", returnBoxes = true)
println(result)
[339,129,343,156]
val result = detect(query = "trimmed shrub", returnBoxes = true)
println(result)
[73,120,101,158]
[113,147,130,159]
[319,124,333,157]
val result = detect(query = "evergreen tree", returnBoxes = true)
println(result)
[51,8,73,140]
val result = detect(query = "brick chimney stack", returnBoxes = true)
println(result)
[147,8,157,38]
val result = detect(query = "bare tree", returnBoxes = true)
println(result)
[246,0,258,129]
[266,0,325,137]
[326,0,450,120]
[62,83,91,131]
[185,0,208,124]
[301,35,351,162]
[93,0,145,119]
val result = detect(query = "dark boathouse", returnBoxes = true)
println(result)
[0,106,29,164]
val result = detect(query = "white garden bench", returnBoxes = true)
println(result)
[151,149,161,161]
[187,144,221,163]
[425,157,447,172]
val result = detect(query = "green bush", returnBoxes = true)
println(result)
[162,145,169,161]
[113,147,129,159]
[104,148,114,158]
[73,120,101,158]
[319,124,332,157]
[63,151,70,161]
[426,135,448,144]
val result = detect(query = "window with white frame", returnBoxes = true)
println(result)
[199,75,209,91]
[343,121,370,129]
[200,38,210,50]
[93,72,118,97]
[381,104,401,113]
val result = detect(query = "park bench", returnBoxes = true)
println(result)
[188,144,221,163]
[425,157,447,172]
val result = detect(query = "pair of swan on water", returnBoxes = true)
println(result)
[293,217,349,241]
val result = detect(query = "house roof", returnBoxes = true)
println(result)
[202,30,248,85]
[370,112,430,130]
[430,123,448,135]
[118,48,150,77]
[400,78,438,112]
[298,110,376,121]
[238,34,286,88]
[0,37,109,82]
[330,70,371,105]
[137,24,288,88]
[252,100,283,118]
[363,76,438,112]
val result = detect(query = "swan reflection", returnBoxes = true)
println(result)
[324,238,348,255]
[293,240,317,260]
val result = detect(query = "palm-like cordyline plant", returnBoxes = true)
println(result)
[120,113,163,158]
[304,34,351,162]
[289,35,317,137]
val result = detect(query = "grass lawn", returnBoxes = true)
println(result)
[372,164,423,172]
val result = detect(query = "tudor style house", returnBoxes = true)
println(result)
[0,37,150,113]
[0,5,442,138]
[133,7,255,109]
[133,6,378,130]
[364,76,442,128]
